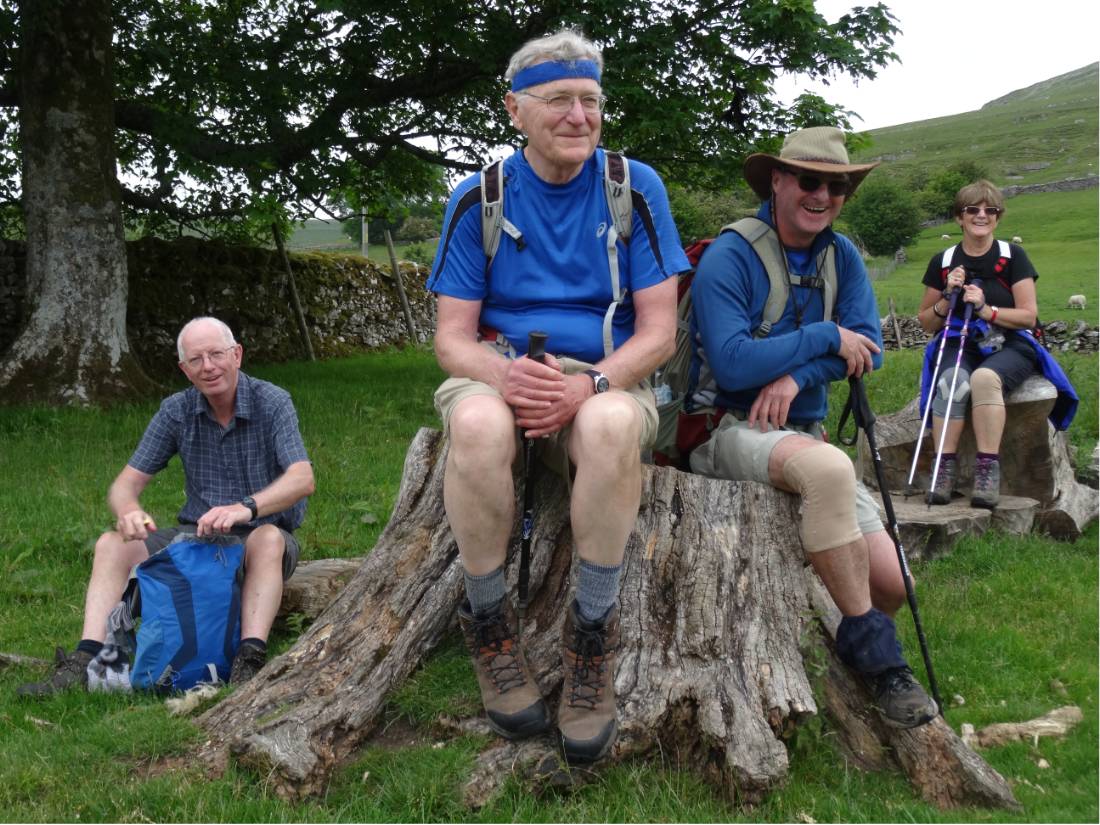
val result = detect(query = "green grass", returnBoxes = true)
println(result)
[1,340,1096,822]
[855,63,1099,188]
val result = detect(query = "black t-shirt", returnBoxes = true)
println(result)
[922,241,1038,319]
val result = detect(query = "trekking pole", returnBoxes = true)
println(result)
[844,375,943,715]
[517,330,548,636]
[907,287,960,491]
[926,281,981,509]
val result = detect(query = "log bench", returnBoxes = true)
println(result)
[197,427,1019,812]
[859,375,1097,541]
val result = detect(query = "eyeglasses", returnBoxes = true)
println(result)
[517,92,607,114]
[183,347,235,370]
[961,205,1002,217]
[780,167,849,197]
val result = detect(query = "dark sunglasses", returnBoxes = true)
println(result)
[780,167,849,197]
[961,205,1002,217]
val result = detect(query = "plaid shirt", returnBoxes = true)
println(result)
[128,372,310,531]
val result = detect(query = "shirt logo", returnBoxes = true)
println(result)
[596,222,607,238]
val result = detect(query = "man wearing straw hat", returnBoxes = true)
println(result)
[687,126,937,728]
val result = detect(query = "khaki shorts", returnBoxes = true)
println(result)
[689,412,883,535]
[434,349,659,474]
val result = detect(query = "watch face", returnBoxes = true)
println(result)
[594,374,610,393]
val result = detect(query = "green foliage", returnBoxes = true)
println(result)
[912,161,991,222]
[843,177,921,256]
[667,184,753,243]
[0,0,901,230]
[396,216,440,243]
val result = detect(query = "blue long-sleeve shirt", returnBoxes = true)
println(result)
[689,202,883,424]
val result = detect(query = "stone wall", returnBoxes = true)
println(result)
[0,236,436,378]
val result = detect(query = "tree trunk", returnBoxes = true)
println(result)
[1,0,156,405]
[197,428,1018,811]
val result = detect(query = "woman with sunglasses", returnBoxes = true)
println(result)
[916,179,1069,509]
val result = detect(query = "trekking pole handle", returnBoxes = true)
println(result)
[527,331,548,364]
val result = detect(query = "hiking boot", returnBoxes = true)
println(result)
[17,647,93,697]
[971,457,1001,510]
[867,666,938,729]
[558,601,620,764]
[457,599,550,740]
[229,640,267,685]
[928,455,957,504]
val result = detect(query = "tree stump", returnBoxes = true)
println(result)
[863,375,1097,540]
[197,428,1017,811]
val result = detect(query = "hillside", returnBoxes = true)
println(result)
[854,63,1098,186]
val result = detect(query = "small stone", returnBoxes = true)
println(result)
[951,694,966,707]
[1050,678,1069,697]
[1037,758,1050,769]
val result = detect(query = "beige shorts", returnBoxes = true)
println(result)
[689,412,883,535]
[434,350,659,473]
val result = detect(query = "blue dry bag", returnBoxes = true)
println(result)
[130,533,245,692]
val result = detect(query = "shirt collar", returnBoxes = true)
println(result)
[189,371,253,421]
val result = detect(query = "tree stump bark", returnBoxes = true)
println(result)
[863,375,1097,540]
[197,427,1017,811]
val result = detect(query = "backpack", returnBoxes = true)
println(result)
[479,151,635,358]
[651,218,838,468]
[939,241,1049,350]
[129,534,245,693]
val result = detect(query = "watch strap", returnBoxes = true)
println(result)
[241,496,258,520]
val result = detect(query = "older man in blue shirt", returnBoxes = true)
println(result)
[19,317,315,696]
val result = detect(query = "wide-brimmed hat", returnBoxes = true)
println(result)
[743,126,880,201]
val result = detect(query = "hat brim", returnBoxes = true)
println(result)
[743,153,880,201]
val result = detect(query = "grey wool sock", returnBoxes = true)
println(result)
[576,558,622,622]
[464,565,506,616]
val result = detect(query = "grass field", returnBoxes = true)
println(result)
[0,342,1096,822]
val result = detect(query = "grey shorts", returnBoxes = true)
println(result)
[689,412,884,535]
[434,349,660,466]
[144,525,300,581]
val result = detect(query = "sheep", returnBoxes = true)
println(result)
[1012,235,1023,244]
[1068,294,1086,310]
[941,234,951,240]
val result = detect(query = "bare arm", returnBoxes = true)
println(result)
[977,277,1038,329]
[195,460,315,537]
[108,465,157,541]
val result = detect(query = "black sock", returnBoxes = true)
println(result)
[976,451,998,462]
[77,639,104,657]
[240,637,267,653]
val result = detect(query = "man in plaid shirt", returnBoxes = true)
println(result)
[19,317,315,696]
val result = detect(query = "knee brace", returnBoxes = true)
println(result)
[931,366,971,419]
[970,367,1005,408]
[781,445,863,553]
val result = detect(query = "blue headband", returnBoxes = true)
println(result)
[510,59,601,92]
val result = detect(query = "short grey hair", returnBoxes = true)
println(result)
[177,316,237,360]
[505,28,603,92]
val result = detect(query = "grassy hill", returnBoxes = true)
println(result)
[854,63,1099,186]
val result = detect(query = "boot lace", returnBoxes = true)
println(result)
[470,613,526,693]
[566,625,608,710]
[974,458,996,489]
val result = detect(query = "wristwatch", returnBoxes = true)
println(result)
[241,495,258,520]
[584,369,611,394]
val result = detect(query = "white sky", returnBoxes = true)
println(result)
[774,0,1099,131]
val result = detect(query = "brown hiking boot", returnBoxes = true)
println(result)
[971,457,1001,510]
[229,640,267,685]
[457,599,550,740]
[928,455,957,504]
[17,647,93,697]
[558,601,620,764]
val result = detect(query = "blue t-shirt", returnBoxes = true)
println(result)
[427,148,689,362]
[689,202,883,424]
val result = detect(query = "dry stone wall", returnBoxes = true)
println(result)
[0,236,435,378]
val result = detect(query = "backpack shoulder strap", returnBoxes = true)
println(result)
[941,245,957,270]
[997,239,1011,258]
[726,218,838,336]
[480,159,524,268]
[600,151,634,357]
